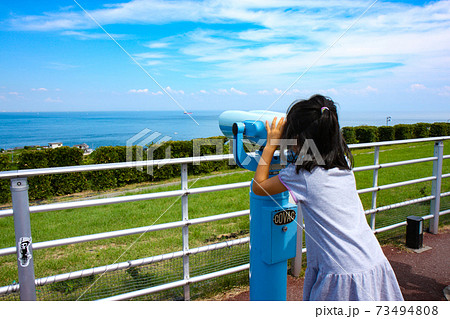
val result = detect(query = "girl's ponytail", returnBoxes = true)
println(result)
[283,94,353,172]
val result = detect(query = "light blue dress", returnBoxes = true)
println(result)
[278,164,404,301]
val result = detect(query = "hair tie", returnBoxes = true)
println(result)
[321,106,329,114]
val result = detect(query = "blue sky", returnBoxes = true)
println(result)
[0,0,449,119]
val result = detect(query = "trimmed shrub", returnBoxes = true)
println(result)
[377,126,395,142]
[89,146,120,191]
[18,150,53,200]
[354,126,377,143]
[412,123,430,138]
[430,122,449,137]
[0,154,11,203]
[191,136,231,175]
[6,136,234,199]
[341,127,358,144]
[48,147,88,196]
[394,124,413,140]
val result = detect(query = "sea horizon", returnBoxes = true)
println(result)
[0,110,447,151]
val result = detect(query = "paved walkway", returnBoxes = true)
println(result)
[223,227,450,301]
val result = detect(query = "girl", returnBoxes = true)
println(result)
[252,94,403,301]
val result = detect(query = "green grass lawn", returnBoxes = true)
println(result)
[0,140,448,299]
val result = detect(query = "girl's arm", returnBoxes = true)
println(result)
[252,117,288,196]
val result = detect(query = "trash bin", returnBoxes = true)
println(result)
[406,215,423,249]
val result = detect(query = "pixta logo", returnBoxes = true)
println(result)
[126,128,172,175]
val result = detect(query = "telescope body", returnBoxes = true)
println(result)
[218,109,298,301]
[218,110,285,145]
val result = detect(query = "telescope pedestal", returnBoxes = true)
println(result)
[249,187,297,301]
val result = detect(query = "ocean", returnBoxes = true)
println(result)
[0,111,223,150]
[0,111,444,150]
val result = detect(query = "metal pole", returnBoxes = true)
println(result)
[181,164,190,300]
[370,146,380,230]
[10,178,36,301]
[430,141,443,234]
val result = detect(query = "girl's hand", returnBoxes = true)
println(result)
[265,117,285,150]
[253,116,288,196]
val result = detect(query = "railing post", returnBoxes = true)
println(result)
[181,163,190,300]
[370,146,380,230]
[430,141,444,234]
[291,203,303,277]
[10,178,37,301]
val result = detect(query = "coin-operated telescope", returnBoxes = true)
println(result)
[219,110,297,301]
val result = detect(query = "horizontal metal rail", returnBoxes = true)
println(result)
[0,236,250,296]
[348,136,450,149]
[0,154,443,219]
[364,195,435,215]
[352,156,436,172]
[357,176,436,194]
[374,209,450,234]
[0,154,235,179]
[0,209,250,257]
[99,263,250,301]
[0,181,250,218]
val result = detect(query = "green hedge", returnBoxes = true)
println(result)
[355,126,378,143]
[341,122,447,145]
[1,137,233,202]
[394,124,413,140]
[377,126,395,142]
[48,147,88,196]
[89,146,150,191]
[18,149,53,200]
[341,127,358,144]
[0,155,10,203]
[88,136,232,191]
[16,147,89,200]
[413,123,430,138]
[430,122,449,137]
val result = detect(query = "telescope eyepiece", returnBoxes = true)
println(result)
[232,122,239,136]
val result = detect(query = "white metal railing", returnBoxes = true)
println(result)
[0,136,448,301]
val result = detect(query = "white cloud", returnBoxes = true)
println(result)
[145,42,170,49]
[134,52,167,59]
[8,92,21,95]
[273,88,283,95]
[165,86,184,94]
[230,87,247,95]
[258,88,285,95]
[31,88,48,91]
[128,88,149,93]
[60,30,127,40]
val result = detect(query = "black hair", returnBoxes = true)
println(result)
[282,94,353,173]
